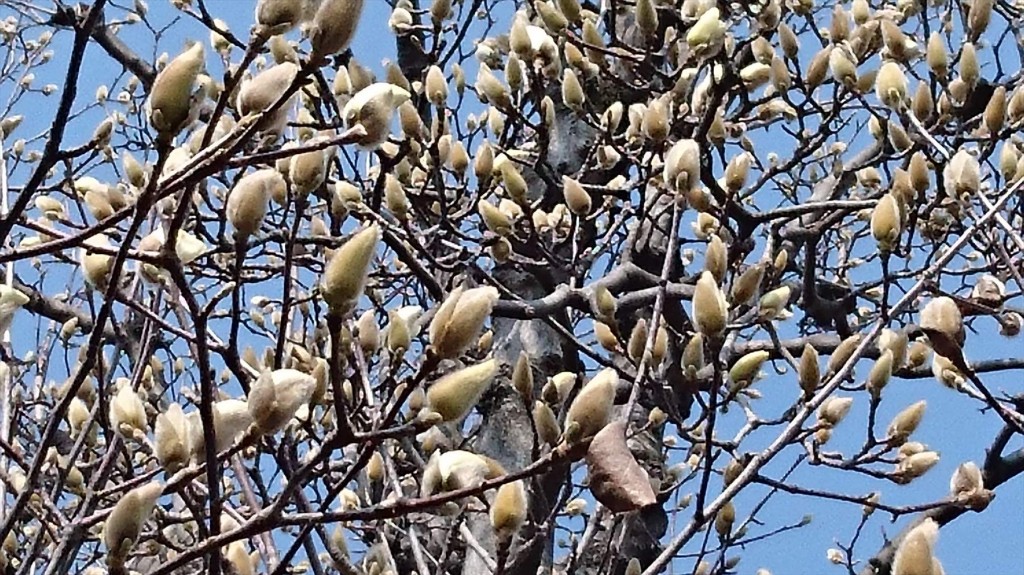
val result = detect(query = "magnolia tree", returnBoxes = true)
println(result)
[0,0,1022,574]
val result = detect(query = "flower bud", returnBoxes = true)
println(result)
[356,309,380,354]
[730,264,763,306]
[758,285,791,321]
[729,350,769,389]
[511,351,534,403]
[871,193,902,253]
[248,368,317,434]
[926,32,947,78]
[491,480,528,540]
[642,98,669,142]
[664,139,701,193]
[562,176,591,215]
[289,146,328,197]
[931,352,965,389]
[968,0,993,40]
[686,7,724,55]
[386,309,411,353]
[683,333,705,378]
[826,334,862,378]
[887,400,926,444]
[425,65,448,107]
[984,85,1007,135]
[627,319,648,363]
[897,451,940,481]
[960,42,979,88]
[565,368,617,439]
[867,349,894,398]
[110,384,147,437]
[476,64,510,109]
[343,82,411,150]
[320,224,380,314]
[429,285,500,359]
[818,396,853,426]
[154,402,190,473]
[562,68,585,112]
[255,0,310,35]
[148,43,204,136]
[427,359,498,422]
[876,61,907,110]
[943,149,980,199]
[949,461,984,500]
[920,296,962,340]
[693,271,728,337]
[236,62,299,137]
[227,169,279,237]
[715,501,735,539]
[704,235,726,282]
[103,481,163,566]
[798,344,820,399]
[309,0,364,61]
[892,519,939,575]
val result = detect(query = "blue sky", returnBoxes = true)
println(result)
[2,1,1022,574]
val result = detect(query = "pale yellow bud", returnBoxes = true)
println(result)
[424,65,448,107]
[148,43,204,136]
[110,384,147,437]
[758,285,791,321]
[103,481,163,565]
[476,64,510,109]
[430,0,452,25]
[154,402,190,473]
[693,271,728,337]
[826,334,862,377]
[248,368,317,434]
[871,193,902,253]
[227,169,279,237]
[320,224,380,313]
[429,286,500,359]
[255,0,309,35]
[867,349,894,398]
[356,309,380,354]
[236,62,299,137]
[491,480,528,540]
[984,85,1007,135]
[892,519,939,575]
[724,153,750,192]
[627,319,648,362]
[912,81,933,120]
[686,7,724,55]
[563,176,591,215]
[898,451,940,481]
[122,151,147,189]
[926,32,947,78]
[909,151,930,193]
[565,368,617,439]
[798,344,820,399]
[778,22,799,59]
[729,350,768,390]
[805,47,831,91]
[386,309,411,353]
[427,359,498,422]
[920,297,962,340]
[730,264,763,306]
[876,61,908,110]
[664,139,701,193]
[931,353,964,390]
[309,0,364,61]
[704,235,726,282]
[475,140,495,180]
[960,43,979,88]
[343,82,410,150]
[642,98,669,142]
[819,396,853,427]
[949,461,984,500]
[967,0,993,41]
[887,400,926,444]
[512,351,533,402]
[715,501,735,539]
[562,68,585,112]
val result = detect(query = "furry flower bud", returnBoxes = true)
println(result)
[320,224,380,314]
[427,359,498,422]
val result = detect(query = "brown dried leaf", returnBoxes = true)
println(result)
[585,421,657,513]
